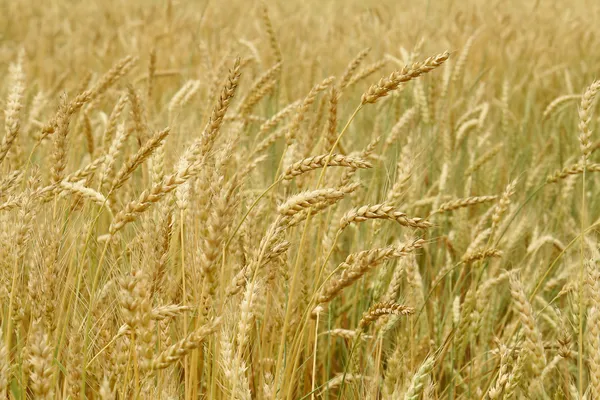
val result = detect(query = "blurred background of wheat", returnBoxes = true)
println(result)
[2,0,600,398]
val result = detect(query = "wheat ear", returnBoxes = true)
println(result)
[361,51,449,105]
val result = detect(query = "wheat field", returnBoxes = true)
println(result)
[1,0,600,398]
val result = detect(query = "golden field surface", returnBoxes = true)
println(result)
[2,0,600,398]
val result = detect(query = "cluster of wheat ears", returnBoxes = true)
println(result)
[2,0,600,399]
